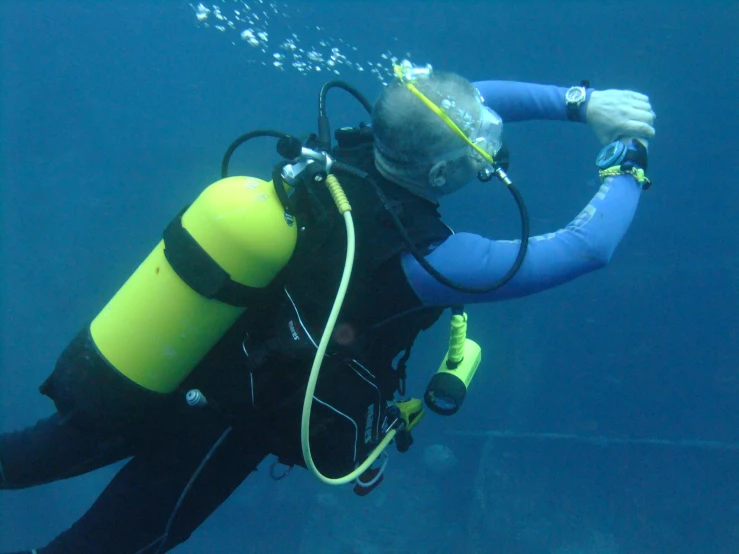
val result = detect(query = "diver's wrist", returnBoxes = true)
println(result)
[565,83,593,122]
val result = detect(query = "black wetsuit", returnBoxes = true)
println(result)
[0,139,452,554]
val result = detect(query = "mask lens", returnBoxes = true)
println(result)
[474,106,503,158]
[430,105,504,172]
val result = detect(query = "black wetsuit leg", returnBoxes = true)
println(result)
[35,420,267,554]
[0,413,132,489]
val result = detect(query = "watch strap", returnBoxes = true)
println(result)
[567,100,581,122]
[566,80,591,122]
[623,139,649,172]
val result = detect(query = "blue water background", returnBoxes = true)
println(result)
[1,1,737,552]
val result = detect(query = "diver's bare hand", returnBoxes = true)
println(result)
[587,89,656,146]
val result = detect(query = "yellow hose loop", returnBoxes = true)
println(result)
[301,211,400,485]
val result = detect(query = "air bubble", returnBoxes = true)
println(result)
[192,2,411,85]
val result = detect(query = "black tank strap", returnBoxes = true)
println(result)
[163,207,262,307]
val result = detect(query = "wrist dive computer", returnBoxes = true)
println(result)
[595,138,652,190]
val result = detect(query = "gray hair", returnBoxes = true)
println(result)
[372,71,481,196]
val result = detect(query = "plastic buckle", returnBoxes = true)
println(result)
[353,452,388,496]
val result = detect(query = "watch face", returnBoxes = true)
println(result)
[596,141,626,168]
[602,143,620,160]
[566,87,585,104]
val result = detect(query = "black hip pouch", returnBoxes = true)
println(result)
[263,355,393,479]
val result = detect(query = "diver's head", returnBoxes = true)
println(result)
[372,61,503,201]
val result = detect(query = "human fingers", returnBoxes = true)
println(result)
[624,120,656,139]
[630,99,654,114]
[627,91,650,103]
[622,105,655,124]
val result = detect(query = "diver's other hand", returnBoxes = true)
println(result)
[586,90,656,145]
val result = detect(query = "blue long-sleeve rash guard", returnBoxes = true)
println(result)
[400,81,643,307]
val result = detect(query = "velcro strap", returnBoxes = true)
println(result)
[163,207,261,307]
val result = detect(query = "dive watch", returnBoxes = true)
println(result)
[595,139,648,172]
[565,81,589,122]
[595,138,652,189]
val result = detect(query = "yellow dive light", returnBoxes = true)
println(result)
[424,311,481,415]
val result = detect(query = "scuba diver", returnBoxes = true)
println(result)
[0,60,655,554]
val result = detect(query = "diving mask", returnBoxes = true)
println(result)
[393,60,504,170]
[435,104,503,170]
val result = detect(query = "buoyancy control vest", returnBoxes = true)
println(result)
[285,135,454,371]
[179,136,454,476]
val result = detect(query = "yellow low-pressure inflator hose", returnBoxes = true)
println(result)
[300,174,398,485]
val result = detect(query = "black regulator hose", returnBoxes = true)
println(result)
[221,129,294,178]
[333,161,530,294]
[317,81,374,151]
[271,160,295,213]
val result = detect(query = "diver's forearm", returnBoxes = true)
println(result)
[402,173,642,306]
[473,80,593,123]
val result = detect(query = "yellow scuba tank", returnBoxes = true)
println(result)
[90,175,296,393]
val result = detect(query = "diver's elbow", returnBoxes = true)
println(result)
[586,242,617,271]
